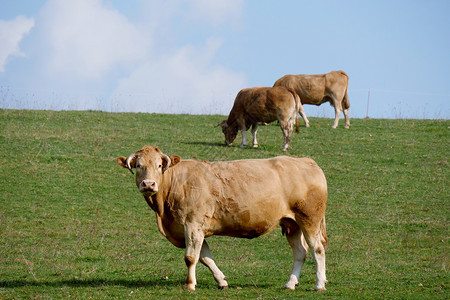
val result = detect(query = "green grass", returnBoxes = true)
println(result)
[0,109,448,299]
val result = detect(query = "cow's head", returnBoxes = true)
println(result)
[117,146,181,196]
[217,120,238,146]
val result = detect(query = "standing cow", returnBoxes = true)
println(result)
[274,70,350,128]
[117,146,328,292]
[217,86,301,152]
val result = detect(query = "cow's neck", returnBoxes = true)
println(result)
[146,192,165,218]
[142,186,168,238]
[148,173,185,248]
[150,171,172,217]
[144,195,161,215]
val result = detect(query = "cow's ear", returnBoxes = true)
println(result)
[117,156,128,168]
[117,155,136,174]
[216,120,228,129]
[169,155,181,167]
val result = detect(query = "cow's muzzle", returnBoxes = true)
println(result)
[139,179,158,194]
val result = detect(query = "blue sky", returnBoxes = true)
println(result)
[0,0,449,119]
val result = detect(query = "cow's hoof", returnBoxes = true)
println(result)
[240,145,246,149]
[284,283,296,291]
[305,124,310,128]
[345,125,350,129]
[253,144,258,148]
[185,284,196,291]
[284,278,299,290]
[315,287,326,292]
[218,285,228,290]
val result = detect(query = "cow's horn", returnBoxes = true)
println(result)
[125,153,135,175]
[162,154,171,173]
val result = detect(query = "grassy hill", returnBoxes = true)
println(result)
[0,109,448,298]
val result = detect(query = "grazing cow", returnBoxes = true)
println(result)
[117,146,328,291]
[274,70,350,128]
[217,86,301,152]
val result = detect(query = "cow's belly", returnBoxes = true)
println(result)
[298,92,328,106]
[246,112,277,124]
[212,218,280,239]
[207,196,289,239]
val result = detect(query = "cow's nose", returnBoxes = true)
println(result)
[139,179,158,193]
[141,180,153,188]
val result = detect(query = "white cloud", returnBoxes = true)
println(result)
[1,0,247,114]
[188,0,244,26]
[113,37,247,114]
[0,16,34,72]
[39,0,149,79]
[110,0,248,114]
[139,0,244,27]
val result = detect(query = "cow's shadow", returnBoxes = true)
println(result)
[181,141,267,151]
[181,141,226,147]
[0,278,180,289]
[0,279,272,290]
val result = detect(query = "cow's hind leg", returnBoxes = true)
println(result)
[298,105,310,128]
[343,108,350,129]
[200,240,228,289]
[280,118,294,152]
[184,225,204,291]
[284,228,308,290]
[302,225,327,291]
[332,101,342,129]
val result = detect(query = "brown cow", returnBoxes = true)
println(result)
[117,146,328,291]
[217,86,301,152]
[274,70,350,128]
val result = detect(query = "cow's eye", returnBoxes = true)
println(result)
[136,163,141,169]
[158,164,162,168]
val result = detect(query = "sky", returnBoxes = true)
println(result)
[0,0,449,119]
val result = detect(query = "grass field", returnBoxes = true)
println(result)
[0,109,448,299]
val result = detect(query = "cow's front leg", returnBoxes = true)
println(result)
[200,240,228,289]
[240,130,247,148]
[251,124,258,148]
[184,225,204,291]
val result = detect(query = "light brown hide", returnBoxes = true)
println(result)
[218,86,302,151]
[117,146,328,291]
[274,70,350,128]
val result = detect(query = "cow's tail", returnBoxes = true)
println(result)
[343,86,350,110]
[342,71,350,110]
[320,215,328,249]
[298,215,327,252]
[287,87,300,133]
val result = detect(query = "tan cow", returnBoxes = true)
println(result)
[274,70,350,128]
[217,86,301,152]
[117,146,328,291]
